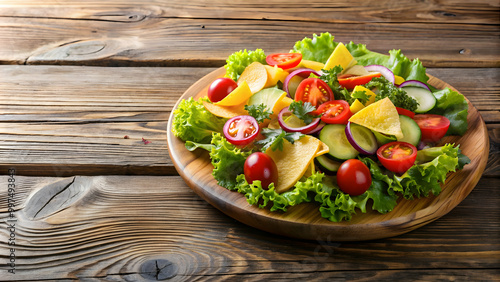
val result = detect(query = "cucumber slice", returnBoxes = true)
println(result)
[346,123,378,155]
[397,114,421,146]
[402,86,436,113]
[315,155,341,175]
[319,124,359,161]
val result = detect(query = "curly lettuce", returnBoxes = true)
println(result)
[224,49,266,81]
[292,32,339,64]
[292,32,428,83]
[172,97,227,143]
[210,133,252,190]
[345,43,429,83]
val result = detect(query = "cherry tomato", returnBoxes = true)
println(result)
[295,78,334,109]
[207,78,238,103]
[266,53,302,69]
[396,106,415,119]
[377,141,417,174]
[338,72,382,89]
[316,100,352,124]
[336,159,372,196]
[244,152,278,189]
[223,115,260,146]
[413,114,450,143]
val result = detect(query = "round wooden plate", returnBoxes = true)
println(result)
[167,67,489,241]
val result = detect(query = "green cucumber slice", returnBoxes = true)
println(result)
[319,124,359,161]
[402,86,437,113]
[315,155,341,174]
[397,114,421,146]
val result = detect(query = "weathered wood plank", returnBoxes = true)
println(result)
[0,175,498,280]
[0,16,498,67]
[2,0,499,24]
[0,66,498,176]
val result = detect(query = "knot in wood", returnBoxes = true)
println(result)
[140,259,177,280]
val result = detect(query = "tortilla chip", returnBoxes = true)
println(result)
[265,135,322,193]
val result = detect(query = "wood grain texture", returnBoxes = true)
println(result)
[2,0,498,24]
[167,67,489,241]
[0,3,498,67]
[1,65,498,177]
[0,175,498,280]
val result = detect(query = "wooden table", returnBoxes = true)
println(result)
[1,1,499,280]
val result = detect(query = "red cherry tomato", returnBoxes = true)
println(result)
[396,107,415,119]
[336,159,372,196]
[294,78,334,109]
[207,78,238,103]
[223,115,260,146]
[244,152,278,189]
[413,114,450,143]
[266,53,302,69]
[316,100,352,124]
[338,72,382,89]
[377,141,417,174]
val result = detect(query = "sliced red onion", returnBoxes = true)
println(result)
[278,106,320,134]
[345,122,378,155]
[283,68,321,98]
[364,65,395,84]
[398,80,431,91]
[304,122,325,135]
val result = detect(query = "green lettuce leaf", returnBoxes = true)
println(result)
[393,144,464,200]
[172,97,227,143]
[210,133,252,190]
[346,43,429,83]
[428,88,469,136]
[224,49,267,81]
[292,33,339,64]
[292,33,428,83]
[232,171,322,212]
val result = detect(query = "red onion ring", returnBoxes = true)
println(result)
[345,122,378,155]
[364,65,395,84]
[278,106,320,133]
[398,80,431,91]
[283,68,321,98]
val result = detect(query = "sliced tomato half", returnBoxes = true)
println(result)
[376,141,417,174]
[266,53,302,69]
[316,100,352,124]
[338,72,382,89]
[223,115,260,146]
[413,114,450,142]
[294,77,334,109]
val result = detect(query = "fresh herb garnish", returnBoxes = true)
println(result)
[245,103,273,124]
[256,128,304,152]
[365,77,418,112]
[288,100,318,124]
[350,90,370,105]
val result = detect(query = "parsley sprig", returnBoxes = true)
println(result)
[256,128,304,152]
[245,103,273,124]
[288,100,318,124]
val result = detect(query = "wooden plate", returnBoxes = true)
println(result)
[167,67,489,241]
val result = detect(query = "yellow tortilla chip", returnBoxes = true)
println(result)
[316,140,330,157]
[348,97,403,139]
[265,135,321,193]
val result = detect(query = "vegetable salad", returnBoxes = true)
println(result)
[172,33,470,222]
